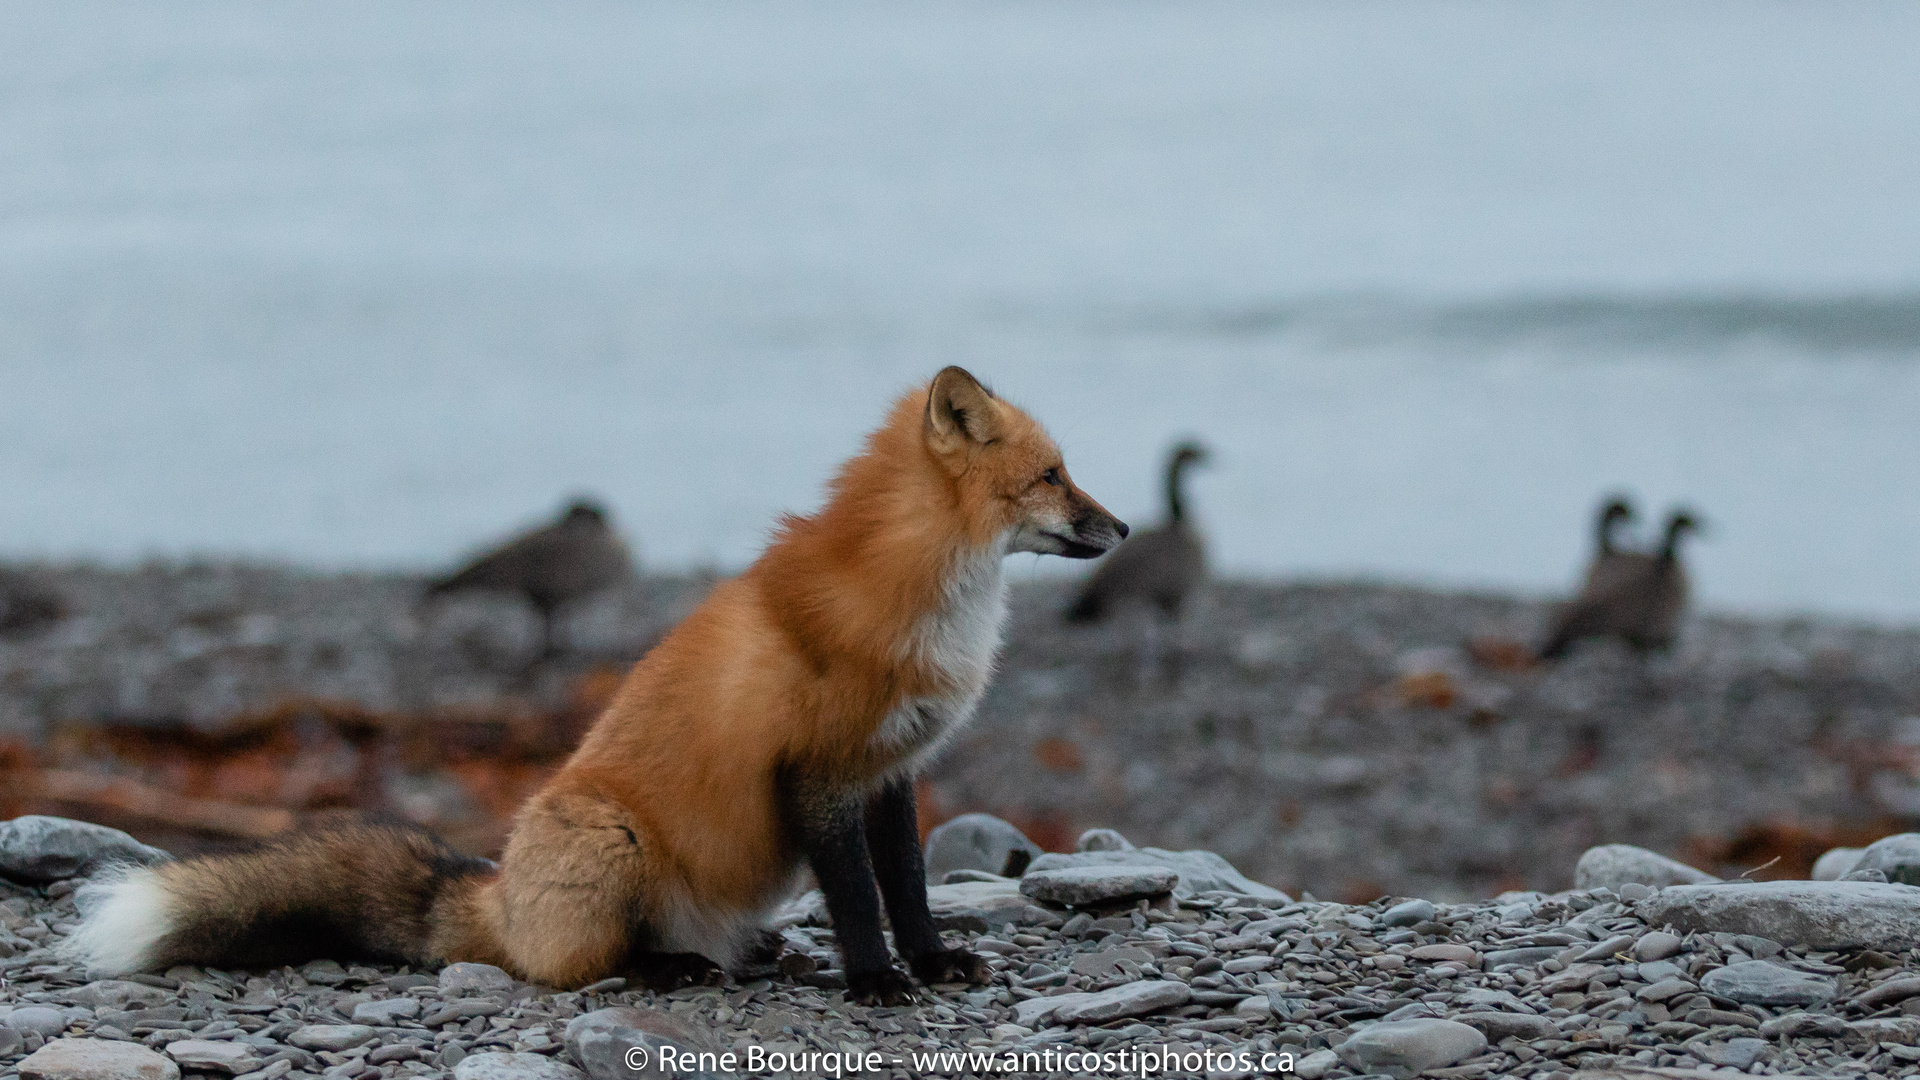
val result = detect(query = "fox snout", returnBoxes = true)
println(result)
[1059,506,1128,559]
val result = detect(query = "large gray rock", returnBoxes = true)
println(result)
[1335,1018,1487,1080]
[0,816,170,883]
[1813,847,1866,881]
[1025,847,1288,901]
[1700,960,1836,1006]
[1049,980,1191,1024]
[1857,833,1920,886]
[352,997,422,1024]
[924,814,1041,882]
[1573,844,1717,890]
[1019,865,1177,907]
[18,1038,181,1080]
[453,1053,587,1080]
[565,1007,728,1080]
[5,1006,72,1037]
[68,980,171,1009]
[1637,880,1920,951]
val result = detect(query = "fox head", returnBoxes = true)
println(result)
[921,366,1128,559]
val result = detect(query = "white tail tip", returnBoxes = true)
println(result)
[63,866,174,975]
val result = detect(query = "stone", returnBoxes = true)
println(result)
[1025,848,1288,901]
[1334,1018,1487,1080]
[1573,844,1717,890]
[352,996,423,1024]
[1075,828,1135,852]
[1380,899,1433,927]
[1637,880,1920,951]
[164,1039,258,1075]
[439,962,517,993]
[287,1024,378,1051]
[1633,931,1683,961]
[453,1053,588,1080]
[1855,975,1920,1009]
[1293,1049,1340,1080]
[1697,1037,1770,1069]
[1813,847,1866,881]
[1700,960,1836,1006]
[0,1026,21,1058]
[1409,943,1478,964]
[924,813,1042,882]
[1857,833,1920,886]
[1069,947,1153,978]
[4,1006,71,1037]
[68,980,171,1009]
[1759,1011,1851,1038]
[1576,933,1637,961]
[1011,993,1091,1028]
[1455,1010,1558,1041]
[1482,946,1559,969]
[0,816,170,882]
[565,1007,727,1080]
[1635,976,1695,1002]
[1049,980,1191,1024]
[926,878,1031,916]
[1849,1017,1920,1044]
[1019,865,1178,907]
[18,1038,181,1080]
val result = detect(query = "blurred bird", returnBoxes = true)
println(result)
[424,499,635,657]
[1538,507,1700,660]
[0,569,64,637]
[1066,441,1210,623]
[1581,496,1641,595]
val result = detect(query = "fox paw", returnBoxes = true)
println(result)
[847,966,918,1006]
[742,928,786,966]
[632,952,724,992]
[909,947,992,986]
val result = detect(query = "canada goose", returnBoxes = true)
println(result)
[1065,441,1209,623]
[1582,496,1641,595]
[1539,508,1700,660]
[425,498,635,656]
[0,569,64,637]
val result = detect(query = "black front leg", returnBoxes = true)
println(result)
[865,779,992,987]
[778,772,916,1005]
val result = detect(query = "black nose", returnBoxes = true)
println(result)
[1115,520,1130,540]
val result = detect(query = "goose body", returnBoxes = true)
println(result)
[1066,442,1209,622]
[1540,507,1697,659]
[426,499,634,654]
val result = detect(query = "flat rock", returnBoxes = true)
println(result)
[1410,943,1478,964]
[1025,847,1289,901]
[1574,844,1717,891]
[288,1024,378,1051]
[5,1006,72,1037]
[0,815,171,882]
[1700,960,1836,1006]
[1049,979,1191,1024]
[1019,865,1178,907]
[1011,993,1092,1028]
[352,996,423,1024]
[164,1039,258,1074]
[1335,1017,1487,1080]
[565,1006,727,1080]
[924,813,1042,882]
[1855,975,1920,1009]
[1294,1048,1340,1080]
[1638,881,1920,951]
[18,1038,181,1080]
[1696,1037,1771,1069]
[1857,833,1920,886]
[1759,1011,1851,1038]
[1069,947,1153,978]
[453,1052,588,1080]
[925,879,1032,916]
[1484,946,1560,969]
[439,962,518,994]
[1455,1010,1558,1041]
[68,980,171,1009]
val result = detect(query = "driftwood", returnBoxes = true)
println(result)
[30,768,295,839]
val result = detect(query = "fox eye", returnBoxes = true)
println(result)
[1041,468,1063,487]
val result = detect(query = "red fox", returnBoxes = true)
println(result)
[67,367,1127,1006]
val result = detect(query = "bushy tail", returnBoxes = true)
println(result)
[66,819,506,976]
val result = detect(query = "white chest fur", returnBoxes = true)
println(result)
[873,543,1009,764]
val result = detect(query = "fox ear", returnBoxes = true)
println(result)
[924,366,999,454]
